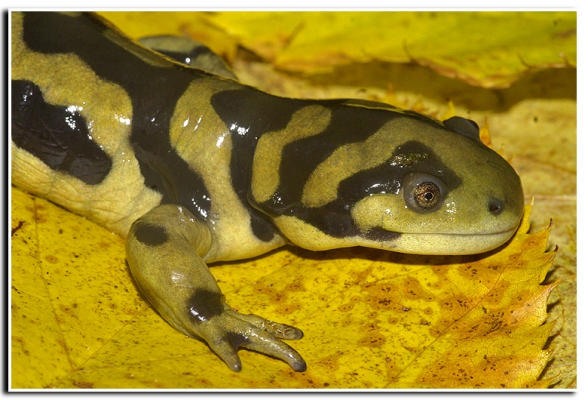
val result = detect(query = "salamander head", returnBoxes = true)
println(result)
[252,106,524,255]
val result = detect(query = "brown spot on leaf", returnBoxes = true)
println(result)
[358,332,386,347]
[11,221,25,236]
[45,255,58,264]
[72,381,94,388]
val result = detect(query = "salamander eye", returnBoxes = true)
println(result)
[403,173,446,213]
[413,182,440,208]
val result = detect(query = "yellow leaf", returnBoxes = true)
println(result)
[11,188,147,388]
[12,11,568,388]
[200,12,576,88]
[440,100,456,121]
[11,185,555,388]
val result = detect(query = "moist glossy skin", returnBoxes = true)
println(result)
[11,12,524,372]
[251,109,524,255]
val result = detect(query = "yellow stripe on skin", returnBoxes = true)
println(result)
[168,80,286,262]
[350,194,399,232]
[388,229,517,255]
[301,119,411,208]
[273,215,358,251]
[11,13,162,236]
[273,215,400,252]
[277,205,516,255]
[251,105,331,204]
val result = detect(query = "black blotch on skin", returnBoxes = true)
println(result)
[210,90,443,242]
[224,331,249,351]
[211,88,309,242]
[273,106,401,211]
[186,289,223,323]
[362,227,401,242]
[443,116,480,142]
[22,12,212,221]
[11,80,112,185]
[133,221,168,246]
[258,140,461,239]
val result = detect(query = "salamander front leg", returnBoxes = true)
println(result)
[126,204,306,372]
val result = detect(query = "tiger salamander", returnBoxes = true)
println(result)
[11,12,524,372]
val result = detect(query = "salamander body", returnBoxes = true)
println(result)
[11,12,524,372]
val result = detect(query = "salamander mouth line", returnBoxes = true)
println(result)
[384,226,519,237]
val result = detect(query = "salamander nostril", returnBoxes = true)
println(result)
[488,197,504,215]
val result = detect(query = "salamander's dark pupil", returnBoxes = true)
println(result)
[413,182,440,209]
